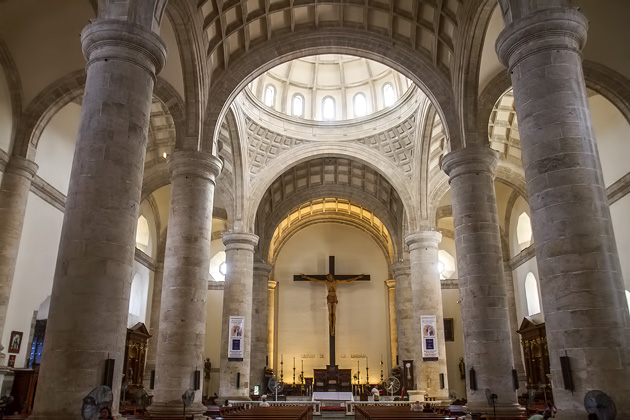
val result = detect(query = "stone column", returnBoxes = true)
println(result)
[503,262,526,390]
[441,147,521,415]
[385,279,398,369]
[392,261,413,376]
[0,156,38,356]
[29,20,165,420]
[143,263,163,392]
[267,280,277,373]
[497,9,630,418]
[405,230,449,400]
[250,261,272,393]
[148,151,223,418]
[217,232,259,401]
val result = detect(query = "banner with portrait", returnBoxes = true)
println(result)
[421,315,438,360]
[228,315,245,360]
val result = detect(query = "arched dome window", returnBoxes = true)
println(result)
[292,94,304,117]
[383,83,396,107]
[626,290,630,314]
[210,251,227,281]
[437,250,456,280]
[322,96,336,120]
[517,212,533,248]
[136,215,149,248]
[353,92,367,117]
[525,272,541,315]
[264,84,276,107]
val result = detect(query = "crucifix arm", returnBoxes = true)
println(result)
[337,274,366,283]
[300,274,326,283]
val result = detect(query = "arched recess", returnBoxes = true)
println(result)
[256,178,404,264]
[199,29,462,154]
[245,144,416,236]
[478,61,630,146]
[10,68,185,162]
[268,211,395,276]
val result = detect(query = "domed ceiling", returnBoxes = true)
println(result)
[248,54,413,122]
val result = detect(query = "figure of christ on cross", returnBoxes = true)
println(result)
[294,256,370,337]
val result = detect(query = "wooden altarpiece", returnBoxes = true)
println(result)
[123,322,151,388]
[516,317,550,390]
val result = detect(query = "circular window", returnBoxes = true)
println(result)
[219,262,227,276]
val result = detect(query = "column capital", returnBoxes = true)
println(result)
[405,230,441,251]
[81,19,167,80]
[167,151,223,183]
[441,147,498,181]
[5,156,38,180]
[254,261,273,277]
[391,260,410,278]
[385,279,396,289]
[222,232,259,252]
[268,280,277,290]
[496,8,588,71]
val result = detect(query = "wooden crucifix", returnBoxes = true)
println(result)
[294,256,370,366]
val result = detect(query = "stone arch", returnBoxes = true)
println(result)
[244,143,417,234]
[10,69,185,162]
[257,186,403,264]
[0,41,23,155]
[198,29,462,154]
[478,61,630,148]
[269,215,395,269]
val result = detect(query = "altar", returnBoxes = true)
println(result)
[312,391,354,402]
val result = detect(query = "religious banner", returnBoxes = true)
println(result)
[421,315,439,360]
[228,315,245,360]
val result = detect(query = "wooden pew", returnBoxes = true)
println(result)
[222,405,313,420]
[355,406,457,420]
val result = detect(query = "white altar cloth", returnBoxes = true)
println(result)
[312,392,354,402]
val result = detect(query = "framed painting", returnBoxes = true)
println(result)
[7,355,15,368]
[444,318,455,342]
[8,331,23,354]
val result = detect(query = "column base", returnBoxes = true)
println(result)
[465,401,524,416]
[147,401,206,419]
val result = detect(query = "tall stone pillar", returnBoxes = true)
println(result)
[405,231,449,400]
[217,232,259,401]
[497,9,630,418]
[441,147,521,415]
[250,261,272,393]
[0,156,37,355]
[385,279,398,369]
[30,20,165,420]
[392,261,414,378]
[143,263,163,392]
[267,280,277,373]
[503,262,526,390]
[148,151,222,418]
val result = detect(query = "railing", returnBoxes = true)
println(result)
[228,400,322,415]
[345,400,414,415]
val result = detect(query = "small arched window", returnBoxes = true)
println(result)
[322,96,336,120]
[292,94,304,117]
[626,290,630,314]
[525,272,541,315]
[383,83,396,106]
[517,212,533,248]
[354,93,367,117]
[264,84,276,107]
[136,215,150,248]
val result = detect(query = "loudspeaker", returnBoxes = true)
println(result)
[194,370,201,390]
[396,355,399,366]
[103,359,115,388]
[439,373,445,389]
[512,369,519,390]
[560,356,574,391]
[266,355,269,366]
[150,370,155,389]
[237,372,241,388]
[469,368,477,391]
